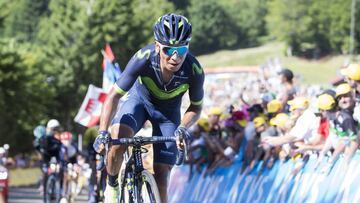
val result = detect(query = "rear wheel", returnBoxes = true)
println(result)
[139,170,160,203]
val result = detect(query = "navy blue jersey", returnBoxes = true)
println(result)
[115,44,204,109]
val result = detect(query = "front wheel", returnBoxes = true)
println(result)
[45,175,61,203]
[139,170,161,203]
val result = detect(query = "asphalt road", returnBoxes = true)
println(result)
[9,186,89,203]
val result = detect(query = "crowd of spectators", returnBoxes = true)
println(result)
[183,59,360,177]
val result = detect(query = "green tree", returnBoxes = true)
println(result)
[131,0,175,46]
[188,0,239,54]
[1,0,50,42]
[0,39,52,153]
[221,0,268,47]
[37,0,100,130]
[266,0,360,56]
[266,0,314,56]
[88,0,140,68]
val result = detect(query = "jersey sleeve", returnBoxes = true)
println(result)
[114,48,150,95]
[188,59,205,106]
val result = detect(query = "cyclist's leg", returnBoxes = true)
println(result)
[57,146,67,198]
[151,117,179,203]
[107,97,147,176]
[42,154,51,200]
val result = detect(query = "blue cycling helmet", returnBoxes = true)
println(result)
[33,125,46,139]
[154,13,192,46]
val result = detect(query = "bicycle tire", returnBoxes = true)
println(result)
[45,175,61,203]
[139,170,161,203]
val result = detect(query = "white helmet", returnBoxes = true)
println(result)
[47,119,60,129]
[3,144,9,150]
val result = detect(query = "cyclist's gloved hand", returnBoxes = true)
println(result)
[93,131,110,154]
[174,126,191,150]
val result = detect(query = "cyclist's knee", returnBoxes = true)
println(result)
[111,113,138,137]
[110,123,135,139]
[109,145,126,155]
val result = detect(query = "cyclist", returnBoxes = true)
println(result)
[94,13,204,203]
[33,119,66,200]
[84,126,105,203]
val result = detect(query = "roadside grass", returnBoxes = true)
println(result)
[197,42,358,84]
[9,168,41,187]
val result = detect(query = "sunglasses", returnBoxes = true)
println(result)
[159,44,189,57]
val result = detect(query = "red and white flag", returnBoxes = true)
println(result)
[74,84,107,127]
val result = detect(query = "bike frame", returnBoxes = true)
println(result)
[121,145,147,203]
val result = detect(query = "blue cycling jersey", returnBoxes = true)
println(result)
[112,44,204,165]
[114,44,204,109]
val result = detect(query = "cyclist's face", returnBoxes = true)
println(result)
[156,42,188,72]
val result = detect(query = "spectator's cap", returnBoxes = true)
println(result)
[270,113,289,128]
[253,116,266,128]
[47,119,60,129]
[197,118,209,132]
[340,64,360,81]
[335,83,352,97]
[317,93,336,110]
[288,96,309,111]
[208,107,222,116]
[33,125,46,138]
[60,131,73,141]
[279,68,294,81]
[267,99,282,113]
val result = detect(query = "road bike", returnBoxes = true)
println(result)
[44,157,62,203]
[96,135,187,203]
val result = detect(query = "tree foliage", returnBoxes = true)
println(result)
[0,39,52,153]
[266,0,360,57]
[188,0,240,54]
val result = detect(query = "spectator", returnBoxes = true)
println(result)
[269,113,292,161]
[248,116,277,171]
[242,104,264,172]
[188,118,209,177]
[319,83,358,173]
[202,107,225,174]
[296,91,335,153]
[262,96,319,147]
[278,68,297,112]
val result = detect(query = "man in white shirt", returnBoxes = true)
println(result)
[263,96,319,146]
